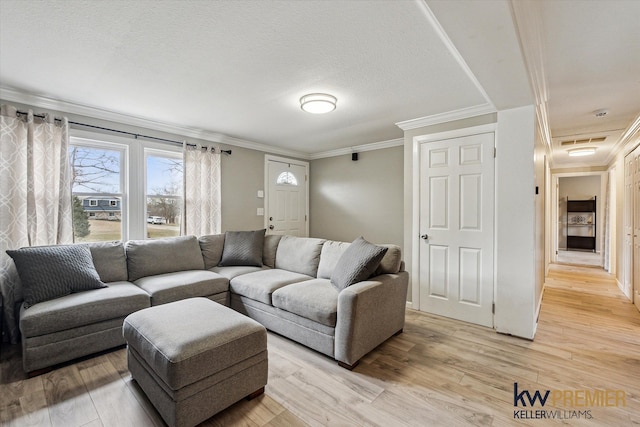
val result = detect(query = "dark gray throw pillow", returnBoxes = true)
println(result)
[218,229,266,267]
[330,236,388,291]
[7,245,107,308]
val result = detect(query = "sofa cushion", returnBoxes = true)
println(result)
[7,245,107,309]
[272,279,338,327]
[126,236,205,281]
[317,240,350,279]
[134,270,229,306]
[219,229,265,267]
[330,237,388,291]
[20,281,150,336]
[86,241,128,283]
[263,234,282,268]
[275,236,325,277]
[376,244,403,275]
[198,234,225,269]
[210,265,267,280]
[123,298,266,391]
[230,269,313,305]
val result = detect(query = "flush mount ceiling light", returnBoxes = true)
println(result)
[300,93,337,114]
[568,147,597,157]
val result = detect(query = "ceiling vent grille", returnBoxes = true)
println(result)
[560,136,606,146]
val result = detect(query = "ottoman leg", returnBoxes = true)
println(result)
[246,387,265,400]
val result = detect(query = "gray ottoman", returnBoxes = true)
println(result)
[123,297,268,427]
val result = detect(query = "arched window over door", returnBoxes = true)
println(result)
[276,171,298,186]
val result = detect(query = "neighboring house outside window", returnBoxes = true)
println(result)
[82,198,121,221]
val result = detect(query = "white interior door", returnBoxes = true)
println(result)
[266,157,308,237]
[631,146,640,312]
[623,151,634,304]
[418,132,495,327]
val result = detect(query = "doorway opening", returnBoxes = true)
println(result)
[558,175,601,267]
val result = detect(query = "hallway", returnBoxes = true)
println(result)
[536,263,640,424]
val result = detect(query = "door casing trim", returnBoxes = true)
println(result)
[264,155,310,237]
[411,123,496,313]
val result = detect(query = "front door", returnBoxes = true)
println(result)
[419,132,495,327]
[266,157,308,236]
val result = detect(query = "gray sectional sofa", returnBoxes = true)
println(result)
[11,233,409,373]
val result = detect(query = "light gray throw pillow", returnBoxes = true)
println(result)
[219,229,266,267]
[330,236,388,291]
[7,245,106,308]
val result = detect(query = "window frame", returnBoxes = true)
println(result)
[69,134,128,242]
[144,147,184,238]
[70,129,184,241]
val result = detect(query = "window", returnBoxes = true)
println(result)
[146,150,183,239]
[70,133,185,241]
[276,171,298,186]
[69,143,124,242]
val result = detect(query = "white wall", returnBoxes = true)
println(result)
[494,105,537,339]
[310,147,403,245]
[534,114,548,323]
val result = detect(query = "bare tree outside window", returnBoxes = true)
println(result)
[69,146,120,193]
[69,145,123,242]
[146,154,183,238]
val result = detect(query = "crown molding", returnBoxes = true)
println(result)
[395,103,496,131]
[509,0,554,164]
[0,86,310,159]
[395,1,498,133]
[308,138,404,160]
[604,113,640,164]
[416,0,495,107]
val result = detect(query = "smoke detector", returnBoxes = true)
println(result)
[593,109,609,118]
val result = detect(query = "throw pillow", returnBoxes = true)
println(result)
[219,229,266,267]
[7,245,106,309]
[330,236,388,291]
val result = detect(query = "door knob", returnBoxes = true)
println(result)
[421,234,429,240]
[269,217,273,221]
[269,225,274,230]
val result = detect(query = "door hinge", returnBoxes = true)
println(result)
[305,175,308,182]
[305,214,307,222]
[492,303,495,314]
[493,147,496,158]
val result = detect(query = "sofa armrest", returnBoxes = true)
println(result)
[335,271,409,366]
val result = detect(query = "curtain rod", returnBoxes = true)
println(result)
[15,110,232,155]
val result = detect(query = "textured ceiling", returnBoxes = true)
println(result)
[0,0,492,153]
[1,0,638,165]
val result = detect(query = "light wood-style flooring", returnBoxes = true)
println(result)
[1,263,639,426]
[556,249,603,267]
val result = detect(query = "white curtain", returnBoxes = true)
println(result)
[182,143,221,236]
[0,105,73,343]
